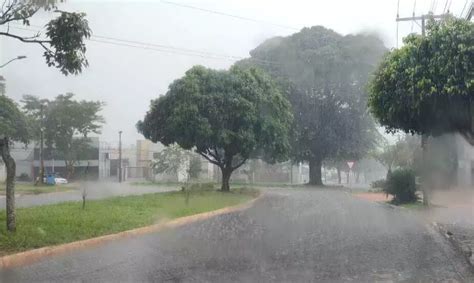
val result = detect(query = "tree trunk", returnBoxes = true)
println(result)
[308,158,323,186]
[346,171,350,184]
[1,138,16,232]
[65,160,75,180]
[221,167,232,192]
[337,166,341,184]
[421,135,430,206]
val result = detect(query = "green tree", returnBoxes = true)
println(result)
[0,76,5,95]
[22,94,104,179]
[0,0,91,75]
[0,95,29,232]
[368,17,473,138]
[1,0,91,232]
[368,17,473,204]
[239,27,387,185]
[188,155,202,180]
[138,66,292,191]
[151,144,189,178]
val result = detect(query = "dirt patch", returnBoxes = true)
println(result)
[353,192,393,202]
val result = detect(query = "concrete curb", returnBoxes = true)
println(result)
[432,222,474,270]
[0,192,263,269]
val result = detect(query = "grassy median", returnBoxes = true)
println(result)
[0,183,75,196]
[0,188,258,256]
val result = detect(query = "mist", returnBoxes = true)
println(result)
[2,0,467,145]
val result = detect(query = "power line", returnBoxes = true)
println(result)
[397,0,401,47]
[442,0,449,13]
[5,24,280,66]
[446,0,453,12]
[460,0,469,16]
[411,0,417,32]
[159,0,299,31]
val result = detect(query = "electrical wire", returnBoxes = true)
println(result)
[6,24,280,66]
[460,0,469,16]
[411,0,417,32]
[159,0,299,31]
[396,0,401,47]
[442,0,449,13]
[446,0,452,13]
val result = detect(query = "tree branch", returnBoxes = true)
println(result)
[232,157,248,170]
[198,152,222,168]
[0,3,40,25]
[0,31,51,44]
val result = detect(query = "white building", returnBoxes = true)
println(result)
[455,133,474,186]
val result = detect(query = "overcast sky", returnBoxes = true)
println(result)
[0,0,469,147]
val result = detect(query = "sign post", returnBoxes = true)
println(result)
[346,161,355,192]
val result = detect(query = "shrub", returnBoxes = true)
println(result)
[383,168,418,204]
[371,179,386,189]
[17,173,31,182]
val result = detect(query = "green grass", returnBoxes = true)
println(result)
[0,183,75,195]
[0,189,258,255]
[132,180,300,188]
[397,201,425,209]
[131,181,181,186]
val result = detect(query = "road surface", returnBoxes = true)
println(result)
[0,182,178,209]
[1,188,472,282]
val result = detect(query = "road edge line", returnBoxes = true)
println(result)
[0,192,263,269]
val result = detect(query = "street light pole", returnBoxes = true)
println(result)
[118,131,122,183]
[0,56,27,68]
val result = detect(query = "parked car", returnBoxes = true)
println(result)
[43,173,68,185]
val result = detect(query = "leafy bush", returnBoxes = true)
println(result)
[383,168,418,204]
[17,173,31,182]
[371,179,386,189]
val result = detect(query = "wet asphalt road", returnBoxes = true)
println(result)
[1,188,473,282]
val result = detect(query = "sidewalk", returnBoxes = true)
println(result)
[0,182,179,209]
[352,188,474,267]
[425,189,474,266]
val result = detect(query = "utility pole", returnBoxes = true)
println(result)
[396,12,448,206]
[118,131,123,183]
[39,103,45,185]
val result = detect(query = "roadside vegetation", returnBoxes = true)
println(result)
[0,188,258,255]
[0,183,75,196]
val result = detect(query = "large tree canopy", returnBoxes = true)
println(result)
[368,17,474,139]
[239,26,387,185]
[0,0,91,75]
[138,65,293,191]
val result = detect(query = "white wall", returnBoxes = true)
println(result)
[455,133,474,186]
[0,164,6,182]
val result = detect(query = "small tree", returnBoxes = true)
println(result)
[369,17,473,138]
[188,155,202,180]
[368,17,473,204]
[138,66,292,191]
[151,144,189,180]
[0,95,29,231]
[23,94,104,180]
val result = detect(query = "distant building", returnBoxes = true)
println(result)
[455,133,474,187]
[9,137,113,181]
